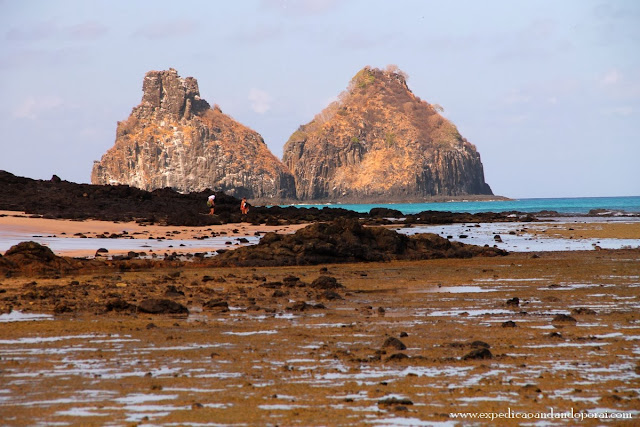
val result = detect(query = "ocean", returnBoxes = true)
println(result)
[288,196,640,215]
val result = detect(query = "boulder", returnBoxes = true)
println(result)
[137,298,188,315]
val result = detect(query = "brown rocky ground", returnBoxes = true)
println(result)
[1,248,638,425]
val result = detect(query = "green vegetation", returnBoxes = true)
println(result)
[286,130,307,144]
[384,132,395,148]
[351,68,376,89]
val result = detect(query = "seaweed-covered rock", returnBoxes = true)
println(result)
[138,299,188,315]
[210,218,507,267]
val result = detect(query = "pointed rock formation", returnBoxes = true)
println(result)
[92,69,295,199]
[282,66,493,201]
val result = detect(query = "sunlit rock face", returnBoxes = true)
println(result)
[282,66,493,202]
[92,69,295,199]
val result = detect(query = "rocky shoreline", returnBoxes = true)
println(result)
[1,170,535,227]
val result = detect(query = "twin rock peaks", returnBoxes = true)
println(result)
[92,67,492,201]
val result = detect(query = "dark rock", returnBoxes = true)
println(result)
[502,320,517,328]
[385,353,410,362]
[164,285,185,297]
[138,299,188,315]
[204,300,229,310]
[5,241,56,261]
[283,275,302,286]
[210,218,507,267]
[519,384,542,394]
[106,298,136,312]
[470,340,490,349]
[311,276,344,289]
[571,307,597,315]
[260,281,283,289]
[287,301,309,311]
[382,336,407,350]
[320,290,343,300]
[53,303,74,314]
[462,348,493,360]
[369,208,404,218]
[378,397,414,406]
[506,297,519,306]
[552,314,577,323]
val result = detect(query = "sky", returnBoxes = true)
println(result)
[0,0,639,199]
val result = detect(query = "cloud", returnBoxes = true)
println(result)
[601,69,621,86]
[133,19,198,39]
[13,96,64,120]
[598,68,640,99]
[248,88,272,114]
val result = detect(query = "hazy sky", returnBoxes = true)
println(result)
[1,0,638,198]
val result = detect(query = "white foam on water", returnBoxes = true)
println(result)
[163,387,225,393]
[428,309,512,317]
[330,404,381,412]
[258,404,309,410]
[0,334,102,345]
[222,330,278,336]
[593,332,623,339]
[458,395,516,402]
[525,343,611,348]
[114,393,178,404]
[0,311,54,323]
[319,366,472,381]
[55,407,110,417]
[397,222,640,252]
[421,286,501,293]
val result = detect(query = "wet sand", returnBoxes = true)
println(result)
[0,211,306,257]
[526,221,640,240]
[1,247,639,425]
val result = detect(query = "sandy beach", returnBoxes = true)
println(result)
[0,211,307,257]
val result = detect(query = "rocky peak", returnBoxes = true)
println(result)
[282,65,493,201]
[92,69,295,199]
[135,68,210,121]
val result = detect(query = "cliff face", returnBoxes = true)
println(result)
[282,66,493,201]
[92,69,295,199]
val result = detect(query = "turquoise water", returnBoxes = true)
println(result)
[289,196,640,215]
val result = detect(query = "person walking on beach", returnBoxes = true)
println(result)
[207,194,216,215]
[240,197,249,215]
